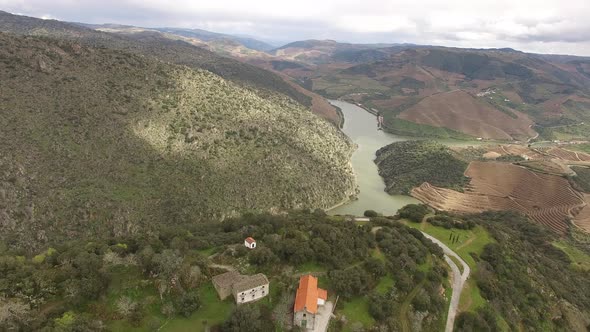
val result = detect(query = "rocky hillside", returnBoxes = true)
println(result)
[0,11,312,110]
[0,32,356,251]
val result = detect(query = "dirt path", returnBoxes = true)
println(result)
[455,233,475,251]
[399,278,427,332]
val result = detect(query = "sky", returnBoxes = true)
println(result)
[2,0,590,56]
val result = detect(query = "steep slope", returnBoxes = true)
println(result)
[398,90,535,140]
[0,33,355,250]
[266,43,590,139]
[154,27,275,51]
[0,11,312,110]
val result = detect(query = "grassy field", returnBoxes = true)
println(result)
[568,143,590,154]
[403,220,493,268]
[371,247,386,262]
[295,261,327,274]
[553,240,590,271]
[107,274,234,332]
[375,275,394,294]
[340,296,375,331]
[402,220,493,312]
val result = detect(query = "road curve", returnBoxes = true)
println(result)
[355,217,470,331]
[421,233,470,332]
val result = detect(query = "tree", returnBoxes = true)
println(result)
[398,204,429,223]
[364,210,379,218]
[175,291,200,317]
[249,247,279,267]
[116,296,137,318]
[222,305,273,332]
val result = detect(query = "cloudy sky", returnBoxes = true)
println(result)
[2,0,590,56]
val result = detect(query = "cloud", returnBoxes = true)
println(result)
[1,0,589,55]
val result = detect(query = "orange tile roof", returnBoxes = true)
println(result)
[245,237,255,244]
[294,274,327,314]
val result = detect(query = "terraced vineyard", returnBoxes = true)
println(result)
[412,162,587,234]
[544,147,590,162]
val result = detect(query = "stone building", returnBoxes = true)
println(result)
[293,274,328,330]
[212,271,269,304]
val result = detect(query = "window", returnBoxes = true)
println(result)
[303,314,306,318]
[262,290,265,295]
[241,292,245,295]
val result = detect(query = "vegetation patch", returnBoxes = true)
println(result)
[571,166,590,192]
[455,211,590,331]
[375,140,470,195]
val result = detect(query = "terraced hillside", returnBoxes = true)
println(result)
[0,32,356,250]
[412,162,586,234]
[398,90,535,140]
[256,41,590,140]
[376,142,590,234]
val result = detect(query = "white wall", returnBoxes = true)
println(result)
[235,283,268,304]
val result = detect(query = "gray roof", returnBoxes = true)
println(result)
[232,273,269,294]
[212,271,242,289]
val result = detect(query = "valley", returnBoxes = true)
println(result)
[1,8,590,332]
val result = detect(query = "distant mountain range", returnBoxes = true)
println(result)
[249,39,590,141]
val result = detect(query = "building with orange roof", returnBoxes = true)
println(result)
[293,274,328,330]
[244,237,256,249]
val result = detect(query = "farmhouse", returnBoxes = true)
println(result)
[212,271,269,304]
[293,274,328,330]
[244,237,256,249]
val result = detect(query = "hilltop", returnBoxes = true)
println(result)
[0,32,356,250]
[0,11,335,121]
[254,41,590,141]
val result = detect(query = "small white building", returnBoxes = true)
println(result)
[244,237,256,249]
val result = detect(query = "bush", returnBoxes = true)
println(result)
[364,210,379,218]
[175,291,200,317]
[398,204,429,222]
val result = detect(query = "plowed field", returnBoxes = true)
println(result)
[412,162,587,234]
[398,90,536,140]
[545,147,590,162]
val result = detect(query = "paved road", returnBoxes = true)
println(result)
[356,218,470,332]
[421,233,470,332]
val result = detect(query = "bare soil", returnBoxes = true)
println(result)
[398,90,536,140]
[412,161,587,234]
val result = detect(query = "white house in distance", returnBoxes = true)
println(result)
[244,237,256,249]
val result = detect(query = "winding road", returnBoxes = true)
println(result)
[421,233,470,332]
[358,218,470,331]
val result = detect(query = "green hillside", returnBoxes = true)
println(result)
[374,141,470,195]
[0,11,312,108]
[0,32,355,250]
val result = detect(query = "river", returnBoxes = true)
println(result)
[328,100,483,216]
